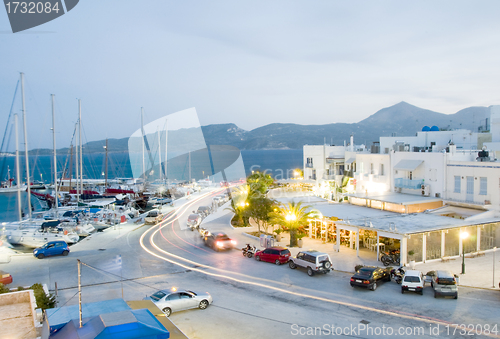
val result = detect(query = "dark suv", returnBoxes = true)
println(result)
[33,241,70,259]
[255,247,291,265]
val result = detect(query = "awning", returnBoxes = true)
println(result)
[394,159,423,171]
[345,158,356,164]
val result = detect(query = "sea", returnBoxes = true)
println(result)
[0,149,303,222]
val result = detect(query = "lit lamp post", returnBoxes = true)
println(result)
[460,231,469,274]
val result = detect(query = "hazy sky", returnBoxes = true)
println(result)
[1,1,500,149]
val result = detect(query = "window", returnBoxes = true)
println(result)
[380,164,384,176]
[466,176,474,195]
[370,163,374,174]
[454,176,461,193]
[480,177,487,195]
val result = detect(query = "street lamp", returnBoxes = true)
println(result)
[460,231,469,274]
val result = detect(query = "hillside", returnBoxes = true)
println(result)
[27,102,491,154]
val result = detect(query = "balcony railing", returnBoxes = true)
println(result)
[305,163,314,168]
[394,178,423,190]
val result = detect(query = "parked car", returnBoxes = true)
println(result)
[427,270,458,299]
[401,270,424,295]
[187,213,202,230]
[33,240,70,259]
[144,289,213,317]
[197,206,211,218]
[203,231,236,251]
[145,210,164,225]
[0,270,13,285]
[350,266,391,290]
[255,247,291,265]
[288,250,333,276]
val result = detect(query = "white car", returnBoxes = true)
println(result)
[144,289,213,317]
[401,270,424,295]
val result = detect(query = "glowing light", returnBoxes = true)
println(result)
[460,231,469,240]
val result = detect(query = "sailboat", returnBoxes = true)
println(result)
[0,74,79,247]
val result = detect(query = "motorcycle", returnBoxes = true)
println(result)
[380,249,400,266]
[390,266,405,284]
[241,244,257,258]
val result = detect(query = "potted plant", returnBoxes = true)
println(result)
[296,232,307,248]
[408,250,415,269]
[274,227,283,242]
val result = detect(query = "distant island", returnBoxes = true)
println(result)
[19,102,490,155]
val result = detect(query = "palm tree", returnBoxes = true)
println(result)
[225,184,250,226]
[268,201,312,247]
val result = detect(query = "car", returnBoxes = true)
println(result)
[350,266,391,290]
[401,270,424,295]
[203,232,236,251]
[145,210,163,225]
[187,213,202,230]
[144,289,213,317]
[255,247,291,265]
[196,206,211,218]
[427,270,458,299]
[33,240,70,259]
[0,270,13,285]
[288,250,333,276]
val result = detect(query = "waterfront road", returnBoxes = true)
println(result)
[2,187,499,338]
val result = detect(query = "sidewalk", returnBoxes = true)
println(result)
[222,216,500,290]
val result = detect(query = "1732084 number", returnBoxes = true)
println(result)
[5,2,60,14]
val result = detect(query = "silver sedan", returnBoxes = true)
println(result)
[144,289,213,317]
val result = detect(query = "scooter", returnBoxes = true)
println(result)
[381,249,400,266]
[390,266,405,284]
[241,244,257,258]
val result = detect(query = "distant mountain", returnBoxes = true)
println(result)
[27,102,491,154]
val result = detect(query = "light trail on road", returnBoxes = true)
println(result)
[140,189,500,338]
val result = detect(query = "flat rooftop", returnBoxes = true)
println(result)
[307,201,499,235]
[348,192,443,205]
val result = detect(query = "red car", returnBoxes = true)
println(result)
[0,270,13,285]
[255,247,291,265]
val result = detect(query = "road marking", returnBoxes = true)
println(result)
[140,190,500,339]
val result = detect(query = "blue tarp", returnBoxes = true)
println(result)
[45,298,131,333]
[50,309,169,339]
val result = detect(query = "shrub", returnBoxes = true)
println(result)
[0,283,9,294]
[29,283,56,310]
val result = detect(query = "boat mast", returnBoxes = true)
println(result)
[141,107,145,181]
[157,128,162,182]
[21,73,32,220]
[51,94,58,213]
[104,138,108,188]
[165,120,168,188]
[188,151,191,183]
[14,113,22,220]
[69,144,73,196]
[79,99,83,197]
[75,120,79,206]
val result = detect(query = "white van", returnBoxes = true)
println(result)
[401,270,424,295]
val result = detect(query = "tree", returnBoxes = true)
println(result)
[247,171,273,199]
[268,201,312,247]
[246,196,277,234]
